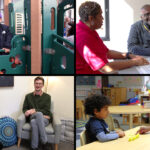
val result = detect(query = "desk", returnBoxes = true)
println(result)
[109,105,150,129]
[77,126,150,150]
[118,56,150,74]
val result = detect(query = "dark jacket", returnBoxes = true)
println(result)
[128,20,150,56]
[0,23,13,49]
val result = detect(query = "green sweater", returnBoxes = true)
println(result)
[23,92,52,121]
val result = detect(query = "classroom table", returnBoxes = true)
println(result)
[109,105,150,129]
[118,56,150,74]
[76,126,150,150]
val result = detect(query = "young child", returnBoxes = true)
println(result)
[84,94,125,142]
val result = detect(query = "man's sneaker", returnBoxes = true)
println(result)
[42,142,49,150]
[30,148,39,150]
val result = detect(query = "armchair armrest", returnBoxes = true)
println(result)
[52,114,62,143]
[17,113,26,138]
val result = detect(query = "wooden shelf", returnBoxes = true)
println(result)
[102,87,127,106]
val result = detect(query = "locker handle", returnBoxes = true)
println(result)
[0,49,5,53]
[11,35,26,49]
[52,33,74,48]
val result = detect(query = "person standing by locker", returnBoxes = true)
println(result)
[0,13,13,54]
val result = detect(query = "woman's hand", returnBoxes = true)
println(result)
[137,126,150,134]
[132,57,149,66]
[129,54,149,63]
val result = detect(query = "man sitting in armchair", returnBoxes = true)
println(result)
[22,76,52,150]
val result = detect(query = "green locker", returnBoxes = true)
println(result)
[0,0,74,74]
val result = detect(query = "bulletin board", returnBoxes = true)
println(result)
[123,76,142,86]
[76,76,95,85]
[0,76,14,87]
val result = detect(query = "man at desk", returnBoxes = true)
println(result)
[128,4,150,56]
[0,13,13,54]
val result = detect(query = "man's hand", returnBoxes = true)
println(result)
[30,109,36,114]
[25,109,36,117]
[44,115,50,120]
[25,110,31,117]
[2,48,10,53]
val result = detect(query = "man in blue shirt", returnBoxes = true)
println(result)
[0,13,13,54]
[128,4,150,56]
[84,94,125,143]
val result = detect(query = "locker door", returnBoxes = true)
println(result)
[0,2,27,74]
[42,0,74,74]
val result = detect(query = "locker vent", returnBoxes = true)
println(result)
[15,13,24,35]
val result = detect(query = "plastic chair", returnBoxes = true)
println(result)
[80,130,91,146]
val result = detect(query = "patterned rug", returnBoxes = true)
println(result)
[76,120,87,128]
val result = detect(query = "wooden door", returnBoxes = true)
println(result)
[110,88,116,106]
[115,88,127,105]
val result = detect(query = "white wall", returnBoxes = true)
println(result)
[0,76,34,120]
[47,76,74,120]
[104,0,150,52]
[0,76,74,121]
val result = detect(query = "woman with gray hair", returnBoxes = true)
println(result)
[76,1,149,74]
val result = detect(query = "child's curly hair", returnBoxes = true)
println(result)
[84,94,111,116]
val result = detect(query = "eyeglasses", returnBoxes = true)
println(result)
[142,12,150,18]
[35,82,43,85]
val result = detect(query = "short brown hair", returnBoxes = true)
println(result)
[141,4,150,10]
[79,1,101,22]
[34,76,44,85]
